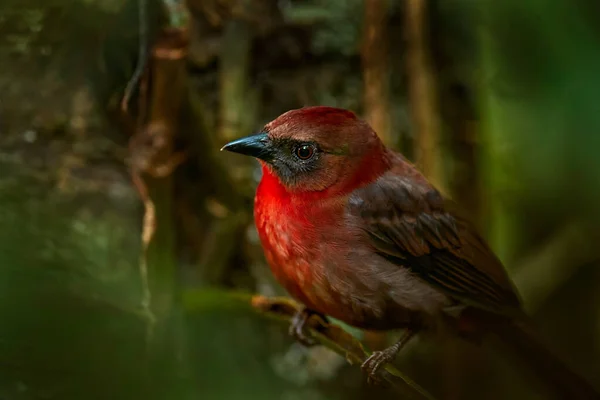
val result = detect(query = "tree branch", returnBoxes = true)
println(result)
[514,221,599,311]
[182,289,437,400]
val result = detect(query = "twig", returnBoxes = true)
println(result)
[182,290,437,400]
[514,221,598,311]
[121,0,149,112]
[128,68,157,345]
[131,170,157,336]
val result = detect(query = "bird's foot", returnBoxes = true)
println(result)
[362,349,397,384]
[289,308,328,347]
[361,330,414,384]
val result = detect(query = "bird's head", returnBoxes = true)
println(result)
[221,106,389,193]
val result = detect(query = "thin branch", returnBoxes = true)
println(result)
[514,221,599,311]
[182,290,437,400]
[121,0,149,112]
[128,71,156,343]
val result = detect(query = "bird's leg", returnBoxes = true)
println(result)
[289,307,328,347]
[361,329,415,384]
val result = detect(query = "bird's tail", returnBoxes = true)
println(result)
[493,320,599,399]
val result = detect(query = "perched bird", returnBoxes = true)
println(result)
[222,106,598,398]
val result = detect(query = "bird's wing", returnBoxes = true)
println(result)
[347,172,522,317]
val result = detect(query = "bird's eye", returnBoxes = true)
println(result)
[294,144,315,160]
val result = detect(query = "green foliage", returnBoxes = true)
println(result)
[480,0,600,262]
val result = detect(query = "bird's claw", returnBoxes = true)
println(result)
[289,308,326,347]
[289,321,316,346]
[361,330,414,385]
[361,350,392,385]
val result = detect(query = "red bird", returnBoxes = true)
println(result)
[222,106,598,398]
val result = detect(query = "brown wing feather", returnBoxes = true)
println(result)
[348,171,522,317]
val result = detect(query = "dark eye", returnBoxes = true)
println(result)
[294,144,315,160]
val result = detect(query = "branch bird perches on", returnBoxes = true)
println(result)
[182,290,436,400]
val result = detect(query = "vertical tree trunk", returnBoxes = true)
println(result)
[404,0,444,190]
[361,0,393,355]
[443,85,482,227]
[127,1,190,394]
[219,19,254,145]
[404,0,457,397]
[217,11,259,210]
[215,10,267,292]
[433,55,483,400]
[143,27,188,322]
[362,0,392,147]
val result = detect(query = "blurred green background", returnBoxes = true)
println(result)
[1,0,599,399]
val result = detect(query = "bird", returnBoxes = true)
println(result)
[221,106,598,398]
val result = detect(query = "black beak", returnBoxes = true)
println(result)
[220,132,273,161]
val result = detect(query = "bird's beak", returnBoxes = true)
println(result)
[220,132,273,162]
